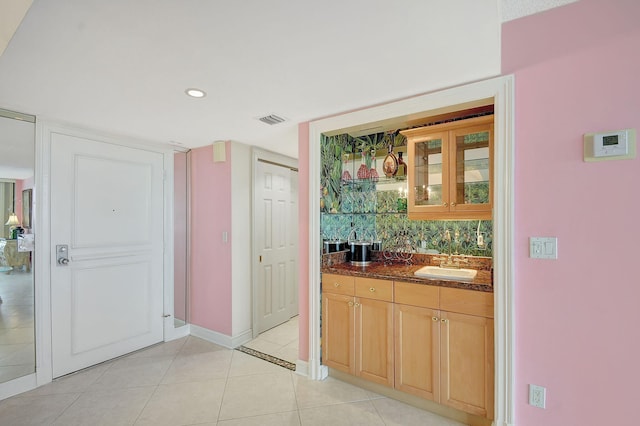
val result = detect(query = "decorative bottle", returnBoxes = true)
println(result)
[396,151,406,179]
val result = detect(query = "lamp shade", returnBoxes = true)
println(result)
[5,213,20,226]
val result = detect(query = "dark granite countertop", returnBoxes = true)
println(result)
[322,261,493,293]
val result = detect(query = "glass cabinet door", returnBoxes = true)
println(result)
[403,115,493,220]
[408,131,449,213]
[449,123,492,212]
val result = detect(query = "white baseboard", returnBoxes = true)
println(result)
[231,329,253,348]
[0,373,37,401]
[295,359,308,376]
[189,324,253,349]
[165,324,190,341]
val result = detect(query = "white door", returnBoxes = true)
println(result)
[255,161,298,333]
[50,132,164,378]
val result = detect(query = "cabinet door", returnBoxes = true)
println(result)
[322,292,355,374]
[407,130,450,216]
[448,122,493,217]
[440,311,494,419]
[355,297,394,387]
[394,304,440,400]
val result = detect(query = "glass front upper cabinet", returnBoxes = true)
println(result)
[401,115,493,220]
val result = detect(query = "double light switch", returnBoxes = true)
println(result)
[529,237,558,259]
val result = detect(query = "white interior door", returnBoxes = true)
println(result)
[255,161,298,334]
[50,132,164,378]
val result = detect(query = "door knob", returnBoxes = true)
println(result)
[58,258,69,265]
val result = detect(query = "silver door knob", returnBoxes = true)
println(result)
[58,258,69,265]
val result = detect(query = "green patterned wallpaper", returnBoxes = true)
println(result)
[320,132,493,257]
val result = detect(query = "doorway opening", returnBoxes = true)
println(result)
[307,76,515,425]
[246,151,299,368]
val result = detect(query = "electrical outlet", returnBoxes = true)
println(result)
[529,384,546,409]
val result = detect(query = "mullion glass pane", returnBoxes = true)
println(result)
[455,131,489,205]
[414,139,443,206]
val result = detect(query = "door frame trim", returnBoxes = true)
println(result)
[251,148,298,339]
[34,120,177,386]
[307,76,515,426]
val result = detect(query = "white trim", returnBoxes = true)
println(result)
[294,359,308,376]
[0,374,37,401]
[165,324,191,341]
[163,151,176,337]
[307,76,515,426]
[35,118,52,388]
[190,324,252,349]
[492,76,516,426]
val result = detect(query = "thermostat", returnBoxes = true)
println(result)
[584,129,636,162]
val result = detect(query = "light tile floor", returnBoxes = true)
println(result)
[243,316,299,364]
[0,336,467,425]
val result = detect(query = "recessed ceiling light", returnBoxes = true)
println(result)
[185,88,206,98]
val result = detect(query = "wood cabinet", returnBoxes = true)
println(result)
[394,303,440,400]
[322,273,394,387]
[440,310,494,419]
[322,273,494,419]
[401,115,493,220]
[394,282,494,419]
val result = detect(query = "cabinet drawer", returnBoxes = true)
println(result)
[322,273,355,296]
[355,277,393,302]
[440,287,493,318]
[394,281,439,309]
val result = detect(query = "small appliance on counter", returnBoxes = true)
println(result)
[323,239,347,254]
[349,241,372,265]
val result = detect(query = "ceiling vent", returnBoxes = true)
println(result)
[258,114,286,125]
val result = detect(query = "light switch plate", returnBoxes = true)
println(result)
[530,237,557,259]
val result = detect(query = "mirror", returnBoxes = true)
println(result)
[0,108,36,384]
[173,150,189,327]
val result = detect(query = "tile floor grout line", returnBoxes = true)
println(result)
[48,391,82,425]
[288,365,304,425]
[215,348,235,424]
[128,346,182,425]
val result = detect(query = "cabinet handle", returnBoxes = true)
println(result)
[441,318,448,323]
[443,202,448,207]
[451,202,456,207]
[369,287,376,292]
[354,302,360,307]
[432,316,439,321]
[334,282,340,287]
[348,301,354,307]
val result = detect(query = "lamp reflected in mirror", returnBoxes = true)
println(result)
[5,212,21,239]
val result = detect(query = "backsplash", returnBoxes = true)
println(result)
[321,213,493,257]
[320,132,493,257]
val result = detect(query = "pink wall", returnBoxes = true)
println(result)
[189,143,232,334]
[503,1,640,425]
[14,179,23,223]
[297,122,310,361]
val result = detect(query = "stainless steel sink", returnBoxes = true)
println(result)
[414,265,477,281]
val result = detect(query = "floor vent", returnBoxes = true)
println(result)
[258,114,286,125]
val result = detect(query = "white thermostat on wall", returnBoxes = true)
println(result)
[584,128,636,162]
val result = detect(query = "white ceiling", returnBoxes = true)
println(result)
[0,0,577,179]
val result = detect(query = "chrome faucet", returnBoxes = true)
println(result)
[433,228,469,269]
